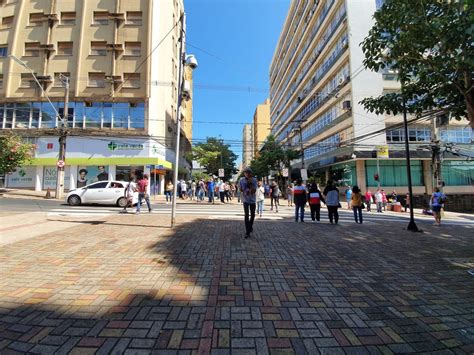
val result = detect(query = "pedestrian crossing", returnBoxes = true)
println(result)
[46,202,462,225]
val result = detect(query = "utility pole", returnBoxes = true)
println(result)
[56,74,69,200]
[432,115,443,192]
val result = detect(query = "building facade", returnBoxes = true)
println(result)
[242,124,253,169]
[0,0,191,193]
[270,0,473,198]
[252,98,271,157]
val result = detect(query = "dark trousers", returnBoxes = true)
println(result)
[243,203,256,235]
[353,206,363,223]
[327,206,339,224]
[310,204,321,221]
[270,196,279,211]
[219,191,225,203]
[295,204,305,222]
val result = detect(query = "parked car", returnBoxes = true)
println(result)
[66,180,138,207]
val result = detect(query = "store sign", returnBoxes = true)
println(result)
[107,141,144,151]
[376,145,389,159]
[6,167,36,188]
[300,169,308,181]
[282,168,289,177]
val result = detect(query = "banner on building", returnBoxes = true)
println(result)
[376,145,389,159]
[43,166,71,189]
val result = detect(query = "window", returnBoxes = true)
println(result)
[124,42,141,56]
[123,73,140,88]
[103,102,112,128]
[93,11,109,25]
[60,12,76,25]
[113,102,129,128]
[29,13,44,26]
[54,72,70,87]
[20,73,34,88]
[90,41,107,56]
[126,11,142,25]
[0,45,7,57]
[40,101,58,128]
[31,102,40,128]
[87,182,108,189]
[15,102,30,128]
[85,102,101,128]
[0,74,3,88]
[57,41,73,56]
[24,42,40,57]
[1,16,13,29]
[88,72,105,87]
[130,102,144,129]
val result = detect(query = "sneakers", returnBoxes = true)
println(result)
[244,234,250,239]
[149,209,152,213]
[135,211,140,214]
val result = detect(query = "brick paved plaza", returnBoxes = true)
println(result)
[1,213,473,354]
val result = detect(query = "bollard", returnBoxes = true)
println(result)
[45,188,51,199]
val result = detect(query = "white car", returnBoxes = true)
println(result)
[66,180,138,207]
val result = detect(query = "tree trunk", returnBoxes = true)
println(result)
[467,92,474,129]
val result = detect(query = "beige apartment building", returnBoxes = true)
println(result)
[0,0,193,193]
[252,98,270,157]
[270,0,473,199]
[242,124,253,169]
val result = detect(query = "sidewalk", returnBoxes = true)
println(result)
[0,212,473,353]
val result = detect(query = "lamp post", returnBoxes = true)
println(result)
[170,13,198,228]
[10,55,68,199]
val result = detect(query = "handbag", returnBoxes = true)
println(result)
[337,203,342,208]
[361,202,365,209]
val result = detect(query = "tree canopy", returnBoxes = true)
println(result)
[250,135,300,179]
[0,135,36,176]
[190,137,237,181]
[360,0,474,127]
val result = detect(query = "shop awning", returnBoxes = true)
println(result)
[29,157,173,169]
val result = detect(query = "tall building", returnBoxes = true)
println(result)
[270,0,473,196]
[242,124,253,169]
[252,98,271,157]
[0,0,192,194]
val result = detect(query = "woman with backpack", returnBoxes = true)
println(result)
[323,180,340,224]
[308,183,325,222]
[431,187,446,226]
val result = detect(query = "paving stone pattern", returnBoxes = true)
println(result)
[0,215,473,354]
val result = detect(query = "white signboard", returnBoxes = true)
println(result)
[6,167,36,188]
[300,168,308,181]
[218,168,225,177]
[282,168,289,177]
[43,166,70,189]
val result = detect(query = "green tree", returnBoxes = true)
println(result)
[360,0,474,127]
[191,137,237,180]
[0,135,36,176]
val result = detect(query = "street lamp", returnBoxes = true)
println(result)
[171,13,198,228]
[10,55,69,200]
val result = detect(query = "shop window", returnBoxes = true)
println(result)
[113,102,129,129]
[88,72,105,87]
[74,102,84,128]
[57,102,74,127]
[29,13,44,26]
[116,166,143,182]
[124,42,141,56]
[93,11,109,25]
[365,160,423,187]
[1,16,13,29]
[57,42,73,56]
[126,11,142,26]
[129,102,144,129]
[24,42,40,57]
[90,41,107,56]
[103,102,112,128]
[31,102,40,128]
[61,12,76,25]
[442,161,474,186]
[123,73,140,88]
[5,103,13,128]
[14,102,30,128]
[40,102,58,128]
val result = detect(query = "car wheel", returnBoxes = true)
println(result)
[117,197,127,208]
[68,195,81,206]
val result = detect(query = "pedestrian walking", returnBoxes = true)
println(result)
[324,180,340,224]
[225,182,231,202]
[286,183,294,207]
[165,181,173,204]
[256,181,265,217]
[375,189,383,213]
[197,179,206,202]
[431,187,446,226]
[239,167,257,238]
[364,190,372,212]
[218,179,226,203]
[136,173,152,214]
[404,192,410,212]
[207,178,215,204]
[120,177,136,213]
[381,189,388,211]
[293,179,307,222]
[351,185,363,224]
[345,186,352,210]
[270,182,280,213]
[190,180,197,200]
[180,180,188,199]
[308,182,325,222]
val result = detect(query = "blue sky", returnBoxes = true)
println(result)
[185,0,290,165]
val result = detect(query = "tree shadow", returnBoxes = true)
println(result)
[1,216,474,353]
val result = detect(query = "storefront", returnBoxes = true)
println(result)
[5,136,173,194]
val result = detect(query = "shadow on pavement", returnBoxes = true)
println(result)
[1,216,473,353]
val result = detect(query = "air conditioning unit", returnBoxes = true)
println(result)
[342,100,351,110]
